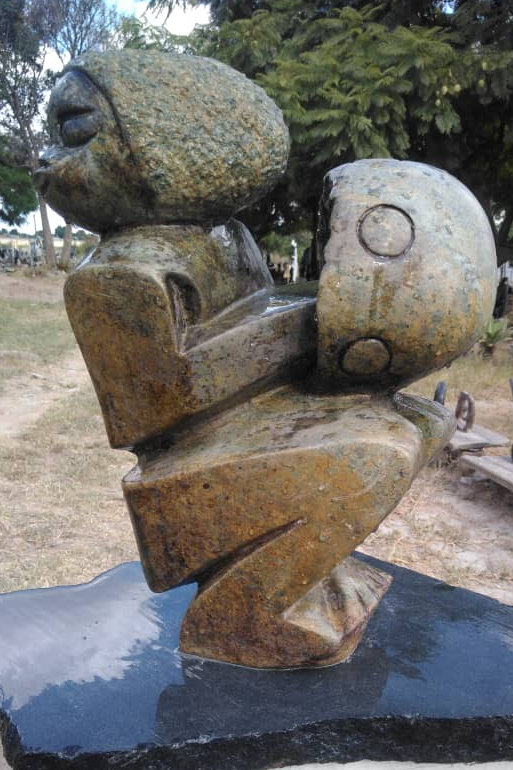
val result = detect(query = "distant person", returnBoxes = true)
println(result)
[493,276,509,318]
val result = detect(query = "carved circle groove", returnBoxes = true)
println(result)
[358,204,414,258]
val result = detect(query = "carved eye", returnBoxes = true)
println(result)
[58,109,100,148]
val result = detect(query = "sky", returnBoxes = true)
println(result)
[30,1,211,236]
[116,0,210,32]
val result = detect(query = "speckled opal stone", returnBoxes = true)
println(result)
[39,51,289,232]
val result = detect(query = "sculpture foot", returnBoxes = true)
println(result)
[283,555,392,666]
[180,556,391,669]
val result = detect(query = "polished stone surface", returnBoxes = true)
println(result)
[317,159,497,391]
[36,52,289,231]
[1,556,512,769]
[126,391,453,668]
[37,49,497,670]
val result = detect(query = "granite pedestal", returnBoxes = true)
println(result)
[1,554,512,769]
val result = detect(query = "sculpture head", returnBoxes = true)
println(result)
[35,51,290,233]
[316,159,497,391]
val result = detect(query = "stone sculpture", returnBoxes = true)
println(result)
[35,50,496,669]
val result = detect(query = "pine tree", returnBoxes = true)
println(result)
[0,137,37,226]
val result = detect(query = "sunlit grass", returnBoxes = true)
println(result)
[408,350,513,402]
[0,297,75,389]
[0,382,135,593]
[407,347,513,439]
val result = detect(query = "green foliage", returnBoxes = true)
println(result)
[148,0,509,262]
[261,8,459,163]
[32,0,121,62]
[0,139,37,225]
[0,0,41,61]
[0,0,47,150]
[0,162,37,225]
[260,230,294,260]
[120,15,193,53]
[480,317,513,357]
[187,2,465,239]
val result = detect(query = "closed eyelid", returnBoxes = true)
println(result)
[59,111,102,148]
[57,106,95,122]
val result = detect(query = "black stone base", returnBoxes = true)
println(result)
[1,554,513,769]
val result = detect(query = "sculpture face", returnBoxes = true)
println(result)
[47,71,105,149]
[35,51,290,233]
[35,71,138,232]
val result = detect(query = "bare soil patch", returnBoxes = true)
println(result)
[0,348,89,437]
[0,271,65,303]
[361,464,513,605]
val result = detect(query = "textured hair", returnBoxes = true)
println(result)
[64,50,290,222]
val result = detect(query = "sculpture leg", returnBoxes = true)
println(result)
[181,546,391,668]
[124,387,454,669]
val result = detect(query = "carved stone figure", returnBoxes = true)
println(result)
[36,50,496,669]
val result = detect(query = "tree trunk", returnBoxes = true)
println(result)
[25,142,57,268]
[38,194,57,267]
[60,221,73,265]
[37,194,57,267]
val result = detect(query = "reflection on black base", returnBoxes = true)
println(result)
[1,554,513,769]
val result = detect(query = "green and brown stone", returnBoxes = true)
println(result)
[36,53,497,670]
[37,51,290,233]
[316,159,497,391]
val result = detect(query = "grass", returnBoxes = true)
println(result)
[0,382,136,593]
[409,350,513,402]
[0,274,137,592]
[407,348,513,439]
[0,297,75,389]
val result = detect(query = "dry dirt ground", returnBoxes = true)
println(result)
[0,272,138,591]
[0,271,512,607]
